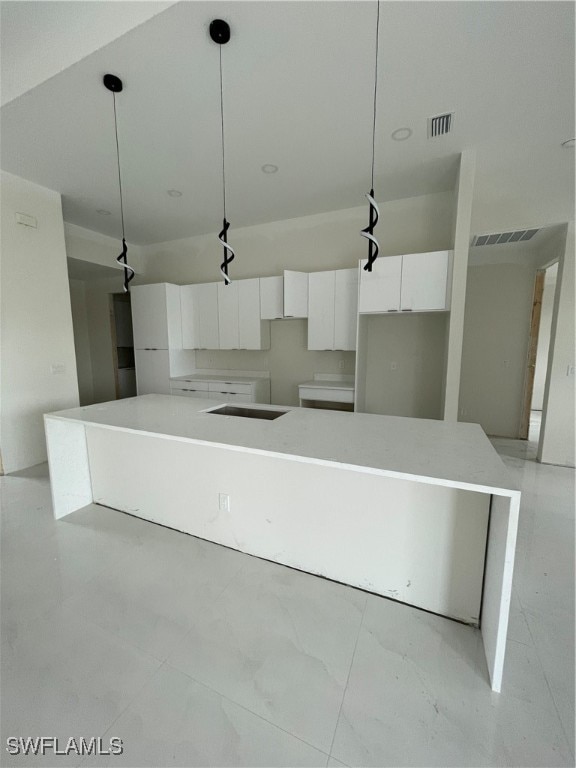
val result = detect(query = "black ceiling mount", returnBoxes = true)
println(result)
[209,19,231,45]
[103,74,123,93]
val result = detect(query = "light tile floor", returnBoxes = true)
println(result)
[1,420,574,767]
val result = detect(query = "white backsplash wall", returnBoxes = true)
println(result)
[196,320,356,407]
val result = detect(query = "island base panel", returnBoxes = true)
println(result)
[45,418,92,519]
[85,425,490,626]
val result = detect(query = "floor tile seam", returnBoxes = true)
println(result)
[162,659,332,759]
[516,594,575,757]
[75,661,169,768]
[327,592,369,760]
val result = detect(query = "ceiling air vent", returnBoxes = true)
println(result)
[427,112,454,138]
[471,228,540,247]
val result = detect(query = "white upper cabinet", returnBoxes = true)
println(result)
[180,285,197,349]
[358,256,402,313]
[308,271,335,350]
[334,268,358,350]
[238,278,269,349]
[131,283,182,349]
[283,271,309,318]
[191,283,219,349]
[183,279,269,350]
[260,271,309,319]
[217,282,239,349]
[260,276,284,319]
[308,268,358,351]
[400,251,450,311]
[358,251,451,314]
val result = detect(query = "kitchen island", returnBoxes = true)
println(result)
[44,394,520,692]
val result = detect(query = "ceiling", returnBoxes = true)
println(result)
[1,1,574,246]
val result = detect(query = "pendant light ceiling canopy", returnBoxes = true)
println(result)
[103,73,135,293]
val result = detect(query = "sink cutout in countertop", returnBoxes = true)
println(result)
[204,405,288,421]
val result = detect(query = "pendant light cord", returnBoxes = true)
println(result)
[370,0,380,189]
[361,0,381,273]
[217,40,234,284]
[110,88,134,292]
[112,92,126,240]
[219,46,227,221]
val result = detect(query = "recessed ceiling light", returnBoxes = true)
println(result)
[391,127,413,141]
[167,189,183,197]
[261,164,279,174]
[561,138,575,149]
[97,209,111,215]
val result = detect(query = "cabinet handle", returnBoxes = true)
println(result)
[388,310,398,313]
[401,309,413,312]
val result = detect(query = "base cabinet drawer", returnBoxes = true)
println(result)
[208,381,254,396]
[170,379,209,392]
[298,386,354,404]
[171,387,206,398]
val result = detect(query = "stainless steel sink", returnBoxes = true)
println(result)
[204,405,288,420]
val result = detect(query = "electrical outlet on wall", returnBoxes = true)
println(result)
[338,360,345,371]
[390,362,398,371]
[218,493,230,512]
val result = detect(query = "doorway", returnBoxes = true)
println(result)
[519,262,558,446]
[109,293,136,399]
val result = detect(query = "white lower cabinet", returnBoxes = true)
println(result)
[170,376,270,404]
[135,349,171,395]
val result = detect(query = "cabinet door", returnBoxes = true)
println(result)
[358,256,402,313]
[131,284,169,349]
[400,251,450,311]
[334,268,358,350]
[239,278,264,349]
[308,271,335,350]
[284,271,309,318]
[180,285,198,349]
[193,283,220,349]
[134,349,171,395]
[260,276,284,319]
[218,282,239,349]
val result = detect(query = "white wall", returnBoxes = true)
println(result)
[539,224,575,467]
[459,249,541,438]
[68,279,94,406]
[0,171,79,472]
[142,191,453,406]
[532,263,558,410]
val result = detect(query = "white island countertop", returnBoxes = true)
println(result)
[46,395,518,497]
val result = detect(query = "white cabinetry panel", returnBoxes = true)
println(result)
[217,282,239,349]
[308,271,335,350]
[239,278,266,349]
[359,256,402,313]
[135,349,171,395]
[308,268,358,351]
[401,251,450,311]
[284,271,309,318]
[334,269,358,350]
[260,276,284,319]
[131,284,169,349]
[193,283,219,349]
